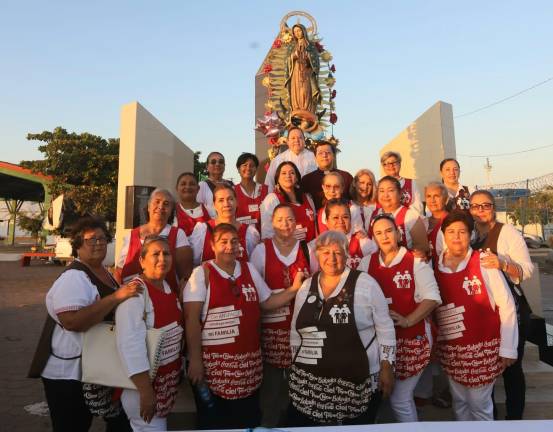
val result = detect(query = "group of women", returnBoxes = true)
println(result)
[34,145,534,431]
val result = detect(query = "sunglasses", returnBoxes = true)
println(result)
[209,159,225,165]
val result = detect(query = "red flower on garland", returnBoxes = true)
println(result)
[273,38,282,49]
[314,41,324,53]
[331,89,337,99]
[264,111,272,116]
[268,136,278,146]
[329,113,338,124]
[330,64,336,73]
[263,63,273,74]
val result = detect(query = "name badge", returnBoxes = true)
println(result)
[248,204,259,212]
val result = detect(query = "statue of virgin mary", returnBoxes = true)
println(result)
[284,24,321,116]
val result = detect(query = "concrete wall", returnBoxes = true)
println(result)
[114,102,194,261]
[380,101,456,193]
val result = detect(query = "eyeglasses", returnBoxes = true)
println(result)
[323,184,341,190]
[316,150,332,157]
[382,161,399,167]
[469,203,493,211]
[83,237,108,246]
[209,159,225,165]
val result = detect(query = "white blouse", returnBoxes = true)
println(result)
[290,268,397,392]
[188,222,260,266]
[489,223,534,284]
[42,267,105,380]
[437,248,518,359]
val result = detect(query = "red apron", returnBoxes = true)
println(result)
[261,239,309,368]
[434,250,502,387]
[316,206,328,234]
[347,234,365,270]
[369,251,430,379]
[175,203,210,237]
[201,220,249,263]
[144,280,184,417]
[400,178,413,207]
[428,217,445,266]
[369,206,409,249]
[234,183,268,232]
[275,192,316,242]
[121,226,179,293]
[202,262,263,399]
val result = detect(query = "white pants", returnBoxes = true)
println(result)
[390,371,423,422]
[121,388,167,431]
[448,378,495,421]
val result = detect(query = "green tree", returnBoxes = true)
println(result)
[508,190,553,234]
[17,212,44,245]
[194,151,207,180]
[21,127,119,222]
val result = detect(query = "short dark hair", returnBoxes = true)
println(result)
[236,152,259,169]
[70,216,112,257]
[314,141,336,155]
[206,151,224,163]
[441,210,474,233]
[378,175,401,192]
[176,172,197,188]
[325,198,350,219]
[369,213,398,236]
[469,189,495,205]
[213,184,236,200]
[272,203,295,219]
[287,127,305,140]
[439,158,460,171]
[211,223,238,243]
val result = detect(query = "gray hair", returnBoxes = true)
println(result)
[380,151,402,164]
[424,181,448,201]
[322,171,344,186]
[145,188,176,224]
[315,230,349,257]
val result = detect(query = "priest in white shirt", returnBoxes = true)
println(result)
[264,127,317,193]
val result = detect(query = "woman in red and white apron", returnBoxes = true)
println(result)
[316,172,363,234]
[310,198,375,272]
[371,176,429,256]
[440,158,471,212]
[350,168,378,232]
[234,153,268,232]
[115,188,193,295]
[435,211,518,421]
[189,184,260,265]
[116,236,185,431]
[250,203,311,427]
[174,172,212,236]
[380,151,423,215]
[260,161,317,242]
[183,223,307,429]
[357,214,441,422]
[425,181,449,266]
[288,230,396,426]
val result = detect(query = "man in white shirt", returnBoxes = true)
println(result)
[264,128,317,193]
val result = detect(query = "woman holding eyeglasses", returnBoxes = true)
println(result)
[174,172,211,236]
[36,217,140,432]
[350,169,378,231]
[371,176,429,255]
[380,151,423,215]
[435,211,518,421]
[116,236,185,431]
[288,230,396,426]
[234,153,269,232]
[260,161,317,242]
[115,188,193,295]
[357,214,441,422]
[316,172,363,234]
[250,203,311,427]
[469,190,534,420]
[189,184,260,265]
[183,223,307,429]
[196,152,234,216]
[440,158,470,212]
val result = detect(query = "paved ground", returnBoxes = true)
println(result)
[1,251,552,430]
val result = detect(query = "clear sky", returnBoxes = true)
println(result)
[1,0,552,188]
